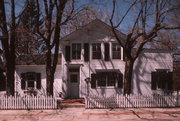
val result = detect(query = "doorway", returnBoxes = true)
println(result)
[68,68,80,98]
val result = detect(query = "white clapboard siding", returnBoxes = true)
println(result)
[0,95,57,110]
[85,94,180,108]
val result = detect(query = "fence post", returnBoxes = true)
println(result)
[176,91,179,107]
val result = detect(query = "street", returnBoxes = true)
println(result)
[0,108,180,121]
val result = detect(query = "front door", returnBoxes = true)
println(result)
[69,71,79,98]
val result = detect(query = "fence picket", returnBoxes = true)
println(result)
[85,94,179,108]
[0,95,57,110]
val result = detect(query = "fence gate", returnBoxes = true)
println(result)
[0,95,57,110]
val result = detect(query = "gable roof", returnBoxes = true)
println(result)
[61,19,127,41]
[16,54,61,65]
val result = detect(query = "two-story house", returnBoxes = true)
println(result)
[60,19,174,98]
[3,19,174,98]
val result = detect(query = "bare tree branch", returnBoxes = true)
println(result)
[60,0,75,25]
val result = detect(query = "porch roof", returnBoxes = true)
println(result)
[16,54,61,65]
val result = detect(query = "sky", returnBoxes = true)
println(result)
[1,0,136,49]
[4,0,135,34]
[77,0,134,33]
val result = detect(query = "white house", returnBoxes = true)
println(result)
[13,19,174,98]
[60,19,174,98]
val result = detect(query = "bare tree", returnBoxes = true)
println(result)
[35,0,76,96]
[150,31,180,50]
[150,0,180,50]
[110,0,180,94]
[61,6,98,36]
[0,0,26,95]
[16,0,43,55]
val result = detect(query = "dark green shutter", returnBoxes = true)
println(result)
[65,46,71,62]
[21,73,26,90]
[167,72,173,90]
[84,43,89,62]
[104,43,110,61]
[151,72,157,90]
[118,73,123,88]
[91,73,96,88]
[36,73,41,89]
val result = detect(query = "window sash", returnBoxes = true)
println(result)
[152,70,172,90]
[27,80,36,88]
[112,43,121,59]
[72,43,81,59]
[23,73,36,89]
[97,72,116,87]
[92,43,101,59]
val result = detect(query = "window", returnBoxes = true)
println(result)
[72,43,81,59]
[91,72,123,88]
[26,73,36,89]
[151,70,173,90]
[107,72,116,86]
[21,72,41,90]
[112,43,121,59]
[92,43,101,59]
[70,74,78,83]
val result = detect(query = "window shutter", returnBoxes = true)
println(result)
[65,46,71,62]
[0,69,6,91]
[118,73,123,88]
[104,43,110,61]
[84,43,89,62]
[91,73,96,88]
[167,72,173,90]
[21,73,26,90]
[36,73,41,89]
[151,72,157,90]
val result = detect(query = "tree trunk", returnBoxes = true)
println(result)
[0,0,16,96]
[123,59,134,95]
[46,72,54,96]
[46,50,54,96]
[6,59,15,96]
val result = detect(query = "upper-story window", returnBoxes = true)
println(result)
[112,43,121,59]
[92,43,101,59]
[72,43,81,59]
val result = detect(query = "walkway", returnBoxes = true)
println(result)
[0,108,180,121]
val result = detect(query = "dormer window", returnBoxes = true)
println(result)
[92,43,101,59]
[72,43,81,59]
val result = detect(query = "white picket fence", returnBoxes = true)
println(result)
[0,95,57,110]
[85,94,180,108]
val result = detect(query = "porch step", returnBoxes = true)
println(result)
[60,98,85,108]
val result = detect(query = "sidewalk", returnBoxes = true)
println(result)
[0,108,180,121]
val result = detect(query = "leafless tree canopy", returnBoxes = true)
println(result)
[110,0,180,94]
